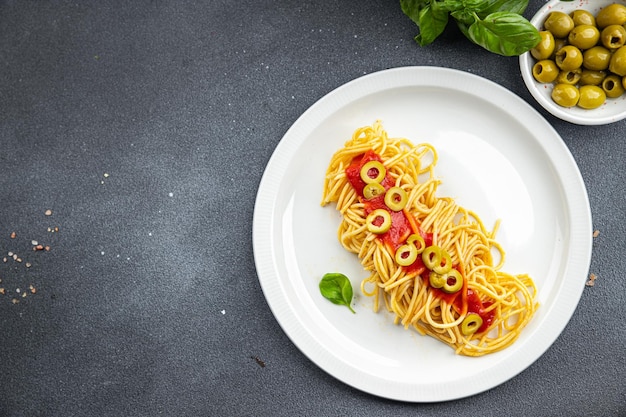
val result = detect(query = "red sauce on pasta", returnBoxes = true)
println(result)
[346,151,432,275]
[346,150,494,332]
[456,289,495,333]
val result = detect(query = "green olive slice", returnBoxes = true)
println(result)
[441,269,463,294]
[360,160,386,184]
[432,248,452,274]
[428,271,445,289]
[406,233,426,253]
[461,313,484,336]
[366,209,391,234]
[421,245,442,270]
[395,244,418,266]
[363,183,385,199]
[384,186,408,211]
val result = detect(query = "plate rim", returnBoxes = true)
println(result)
[252,66,593,402]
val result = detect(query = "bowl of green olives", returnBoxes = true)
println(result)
[520,0,626,125]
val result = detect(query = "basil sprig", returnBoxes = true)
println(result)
[400,0,541,56]
[319,273,356,314]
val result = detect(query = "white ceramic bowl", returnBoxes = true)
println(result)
[520,0,626,125]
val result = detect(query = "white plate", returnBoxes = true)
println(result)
[252,67,592,402]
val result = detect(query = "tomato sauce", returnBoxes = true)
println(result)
[455,289,495,333]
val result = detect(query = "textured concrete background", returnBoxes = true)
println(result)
[0,1,624,416]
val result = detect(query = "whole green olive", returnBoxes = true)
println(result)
[556,68,582,85]
[583,46,612,71]
[570,10,596,27]
[531,31,556,60]
[555,45,583,71]
[609,45,626,76]
[580,69,607,86]
[551,83,580,107]
[544,11,575,38]
[601,74,626,97]
[533,60,560,83]
[568,25,600,50]
[550,38,568,60]
[577,85,606,109]
[600,25,626,49]
[596,3,626,29]
[623,75,626,90]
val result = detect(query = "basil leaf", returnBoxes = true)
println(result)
[458,0,487,12]
[467,11,541,56]
[401,0,449,46]
[431,0,464,13]
[400,0,428,25]
[400,0,430,23]
[477,0,529,16]
[319,273,356,313]
[451,9,477,26]
[415,4,449,46]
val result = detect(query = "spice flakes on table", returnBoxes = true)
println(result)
[586,273,597,287]
[1,209,59,304]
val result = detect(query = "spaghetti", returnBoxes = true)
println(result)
[321,121,538,356]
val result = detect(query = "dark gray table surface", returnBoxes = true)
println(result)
[1,1,624,416]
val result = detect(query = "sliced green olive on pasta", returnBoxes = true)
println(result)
[363,182,385,199]
[432,249,452,274]
[384,186,408,211]
[395,244,418,266]
[441,269,463,293]
[406,233,426,253]
[360,160,386,184]
[428,271,445,289]
[366,209,391,234]
[422,245,442,270]
[461,313,483,336]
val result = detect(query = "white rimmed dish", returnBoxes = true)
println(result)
[252,66,592,402]
[520,0,626,125]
